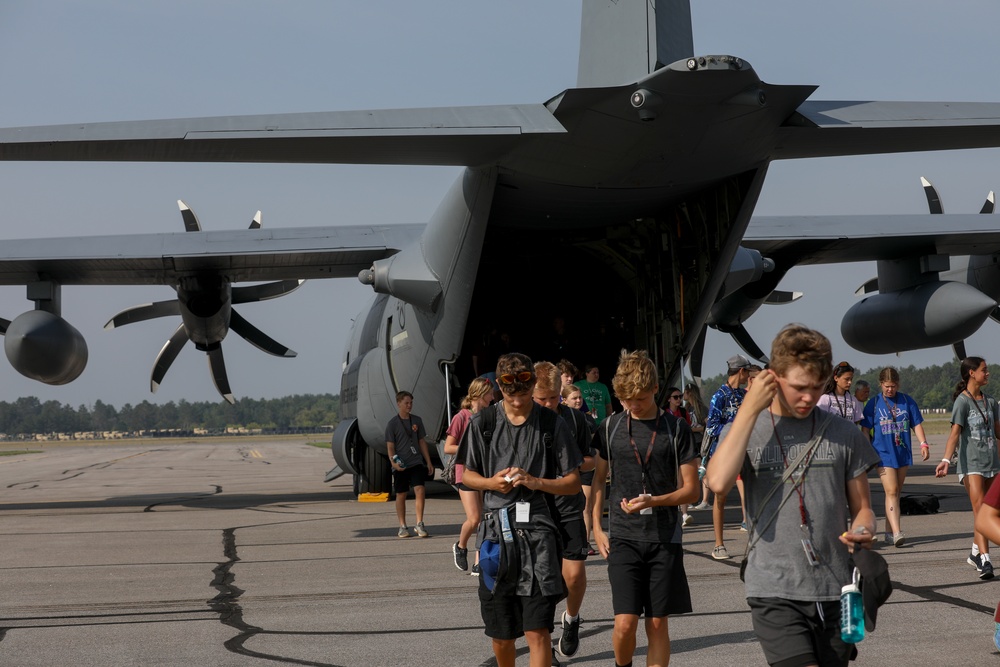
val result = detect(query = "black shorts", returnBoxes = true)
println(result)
[392,465,427,494]
[558,517,588,561]
[579,469,595,486]
[748,597,855,667]
[607,539,692,617]
[478,577,560,640]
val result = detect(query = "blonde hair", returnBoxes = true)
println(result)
[533,361,561,395]
[561,383,581,400]
[611,349,657,399]
[460,377,494,410]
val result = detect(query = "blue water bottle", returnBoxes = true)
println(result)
[840,568,865,643]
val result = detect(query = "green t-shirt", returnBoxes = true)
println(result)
[577,380,612,424]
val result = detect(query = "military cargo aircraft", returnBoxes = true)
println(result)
[3,2,1000,493]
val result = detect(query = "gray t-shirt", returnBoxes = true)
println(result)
[385,414,427,469]
[463,402,582,516]
[595,411,698,544]
[722,410,880,602]
[952,393,1000,477]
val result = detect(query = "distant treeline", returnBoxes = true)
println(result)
[0,394,340,436]
[699,361,994,411]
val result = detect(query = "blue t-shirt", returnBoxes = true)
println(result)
[861,392,922,468]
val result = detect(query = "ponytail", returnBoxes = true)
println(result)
[953,356,986,401]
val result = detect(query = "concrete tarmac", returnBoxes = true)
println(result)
[0,436,996,666]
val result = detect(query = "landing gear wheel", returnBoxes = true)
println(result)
[355,444,392,497]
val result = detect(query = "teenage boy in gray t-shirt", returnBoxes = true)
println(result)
[706,325,879,667]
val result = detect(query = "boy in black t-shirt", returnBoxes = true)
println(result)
[463,353,582,667]
[592,350,700,667]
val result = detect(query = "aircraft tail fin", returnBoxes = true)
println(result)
[577,0,693,88]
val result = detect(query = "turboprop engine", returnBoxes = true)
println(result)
[841,281,996,355]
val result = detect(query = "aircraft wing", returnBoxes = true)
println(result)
[745,214,1000,264]
[0,224,424,285]
[0,105,565,167]
[774,101,1000,159]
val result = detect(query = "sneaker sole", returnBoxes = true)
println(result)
[982,567,996,581]
[893,536,905,547]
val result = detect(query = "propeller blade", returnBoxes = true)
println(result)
[230,309,297,357]
[982,192,995,215]
[730,324,769,363]
[920,177,943,214]
[151,324,188,393]
[953,340,968,362]
[687,325,707,379]
[855,277,879,296]
[0,317,9,335]
[763,290,803,305]
[207,346,235,404]
[249,211,262,229]
[104,300,181,329]
[177,200,202,232]
[232,279,305,304]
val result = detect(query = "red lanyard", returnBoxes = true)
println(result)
[769,410,815,527]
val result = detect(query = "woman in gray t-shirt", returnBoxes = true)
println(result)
[936,356,1000,580]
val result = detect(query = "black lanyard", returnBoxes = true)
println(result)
[626,411,661,494]
[829,391,848,419]
[965,391,992,430]
[769,410,815,527]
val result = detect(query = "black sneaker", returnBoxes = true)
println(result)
[969,552,984,572]
[470,563,480,577]
[556,611,581,657]
[452,542,468,571]
[550,647,562,666]
[982,559,995,581]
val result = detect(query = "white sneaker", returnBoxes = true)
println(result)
[681,513,693,527]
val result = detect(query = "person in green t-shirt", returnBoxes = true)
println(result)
[577,364,613,424]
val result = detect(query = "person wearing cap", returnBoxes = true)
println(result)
[706,325,878,667]
[704,353,752,560]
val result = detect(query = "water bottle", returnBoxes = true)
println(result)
[840,573,865,643]
[392,455,404,468]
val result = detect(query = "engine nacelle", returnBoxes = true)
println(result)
[842,281,996,354]
[4,310,88,384]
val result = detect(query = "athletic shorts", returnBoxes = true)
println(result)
[607,539,691,617]
[392,465,427,494]
[748,597,856,667]
[579,469,595,486]
[558,517,588,561]
[478,577,560,640]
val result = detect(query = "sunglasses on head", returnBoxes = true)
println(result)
[498,371,534,385]
[834,361,854,375]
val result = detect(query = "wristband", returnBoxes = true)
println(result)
[920,442,929,447]
[941,458,950,464]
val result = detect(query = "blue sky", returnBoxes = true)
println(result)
[0,1,999,406]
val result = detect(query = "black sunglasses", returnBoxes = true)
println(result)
[498,371,534,385]
[669,394,682,400]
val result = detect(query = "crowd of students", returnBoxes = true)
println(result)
[385,326,1000,665]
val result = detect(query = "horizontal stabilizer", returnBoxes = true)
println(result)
[776,101,1000,160]
[0,105,565,167]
